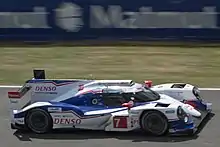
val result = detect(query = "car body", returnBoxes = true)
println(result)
[8,70,212,136]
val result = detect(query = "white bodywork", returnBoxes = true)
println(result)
[9,79,204,133]
[47,94,198,132]
[152,83,197,101]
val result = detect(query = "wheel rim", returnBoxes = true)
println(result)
[144,113,167,135]
[28,111,48,132]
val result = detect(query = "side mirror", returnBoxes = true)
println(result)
[122,101,134,109]
[144,80,153,88]
[78,85,84,91]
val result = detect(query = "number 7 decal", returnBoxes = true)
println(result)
[113,116,128,128]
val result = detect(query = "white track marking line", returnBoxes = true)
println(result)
[0,85,220,90]
[199,88,220,90]
[0,86,22,88]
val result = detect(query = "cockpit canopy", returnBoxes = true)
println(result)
[63,85,160,108]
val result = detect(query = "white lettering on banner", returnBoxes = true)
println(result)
[90,6,218,29]
[55,2,83,32]
[54,118,82,125]
[35,86,56,92]
[0,3,218,30]
[0,2,84,31]
[0,7,50,28]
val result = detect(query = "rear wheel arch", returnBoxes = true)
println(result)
[24,108,53,134]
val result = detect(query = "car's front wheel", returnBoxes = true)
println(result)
[25,108,53,134]
[140,111,168,136]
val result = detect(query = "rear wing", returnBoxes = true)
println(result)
[8,69,42,99]
[7,69,93,110]
[8,69,46,98]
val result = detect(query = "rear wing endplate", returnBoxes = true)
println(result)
[33,69,45,79]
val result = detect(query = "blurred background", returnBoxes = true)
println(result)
[0,0,220,87]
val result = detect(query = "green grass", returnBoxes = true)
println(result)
[0,46,220,87]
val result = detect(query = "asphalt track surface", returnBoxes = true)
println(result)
[0,88,219,147]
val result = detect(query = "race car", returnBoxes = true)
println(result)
[8,70,212,136]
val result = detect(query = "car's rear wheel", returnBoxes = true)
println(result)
[25,108,53,134]
[140,111,168,136]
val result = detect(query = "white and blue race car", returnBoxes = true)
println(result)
[8,70,212,136]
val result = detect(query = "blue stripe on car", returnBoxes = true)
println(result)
[14,102,128,119]
[185,100,207,111]
[169,119,194,132]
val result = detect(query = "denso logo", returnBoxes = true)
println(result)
[54,118,82,125]
[35,86,56,91]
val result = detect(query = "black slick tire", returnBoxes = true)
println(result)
[140,111,168,136]
[25,108,53,134]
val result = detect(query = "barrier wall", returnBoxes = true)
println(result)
[0,0,220,42]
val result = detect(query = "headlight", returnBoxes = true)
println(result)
[177,106,184,116]
[193,87,202,101]
[184,116,188,123]
[177,106,186,120]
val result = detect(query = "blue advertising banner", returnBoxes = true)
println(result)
[0,0,220,41]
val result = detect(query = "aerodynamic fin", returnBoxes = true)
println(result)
[33,69,45,79]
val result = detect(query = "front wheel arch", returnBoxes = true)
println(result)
[139,110,169,136]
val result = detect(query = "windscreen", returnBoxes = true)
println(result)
[122,87,160,102]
